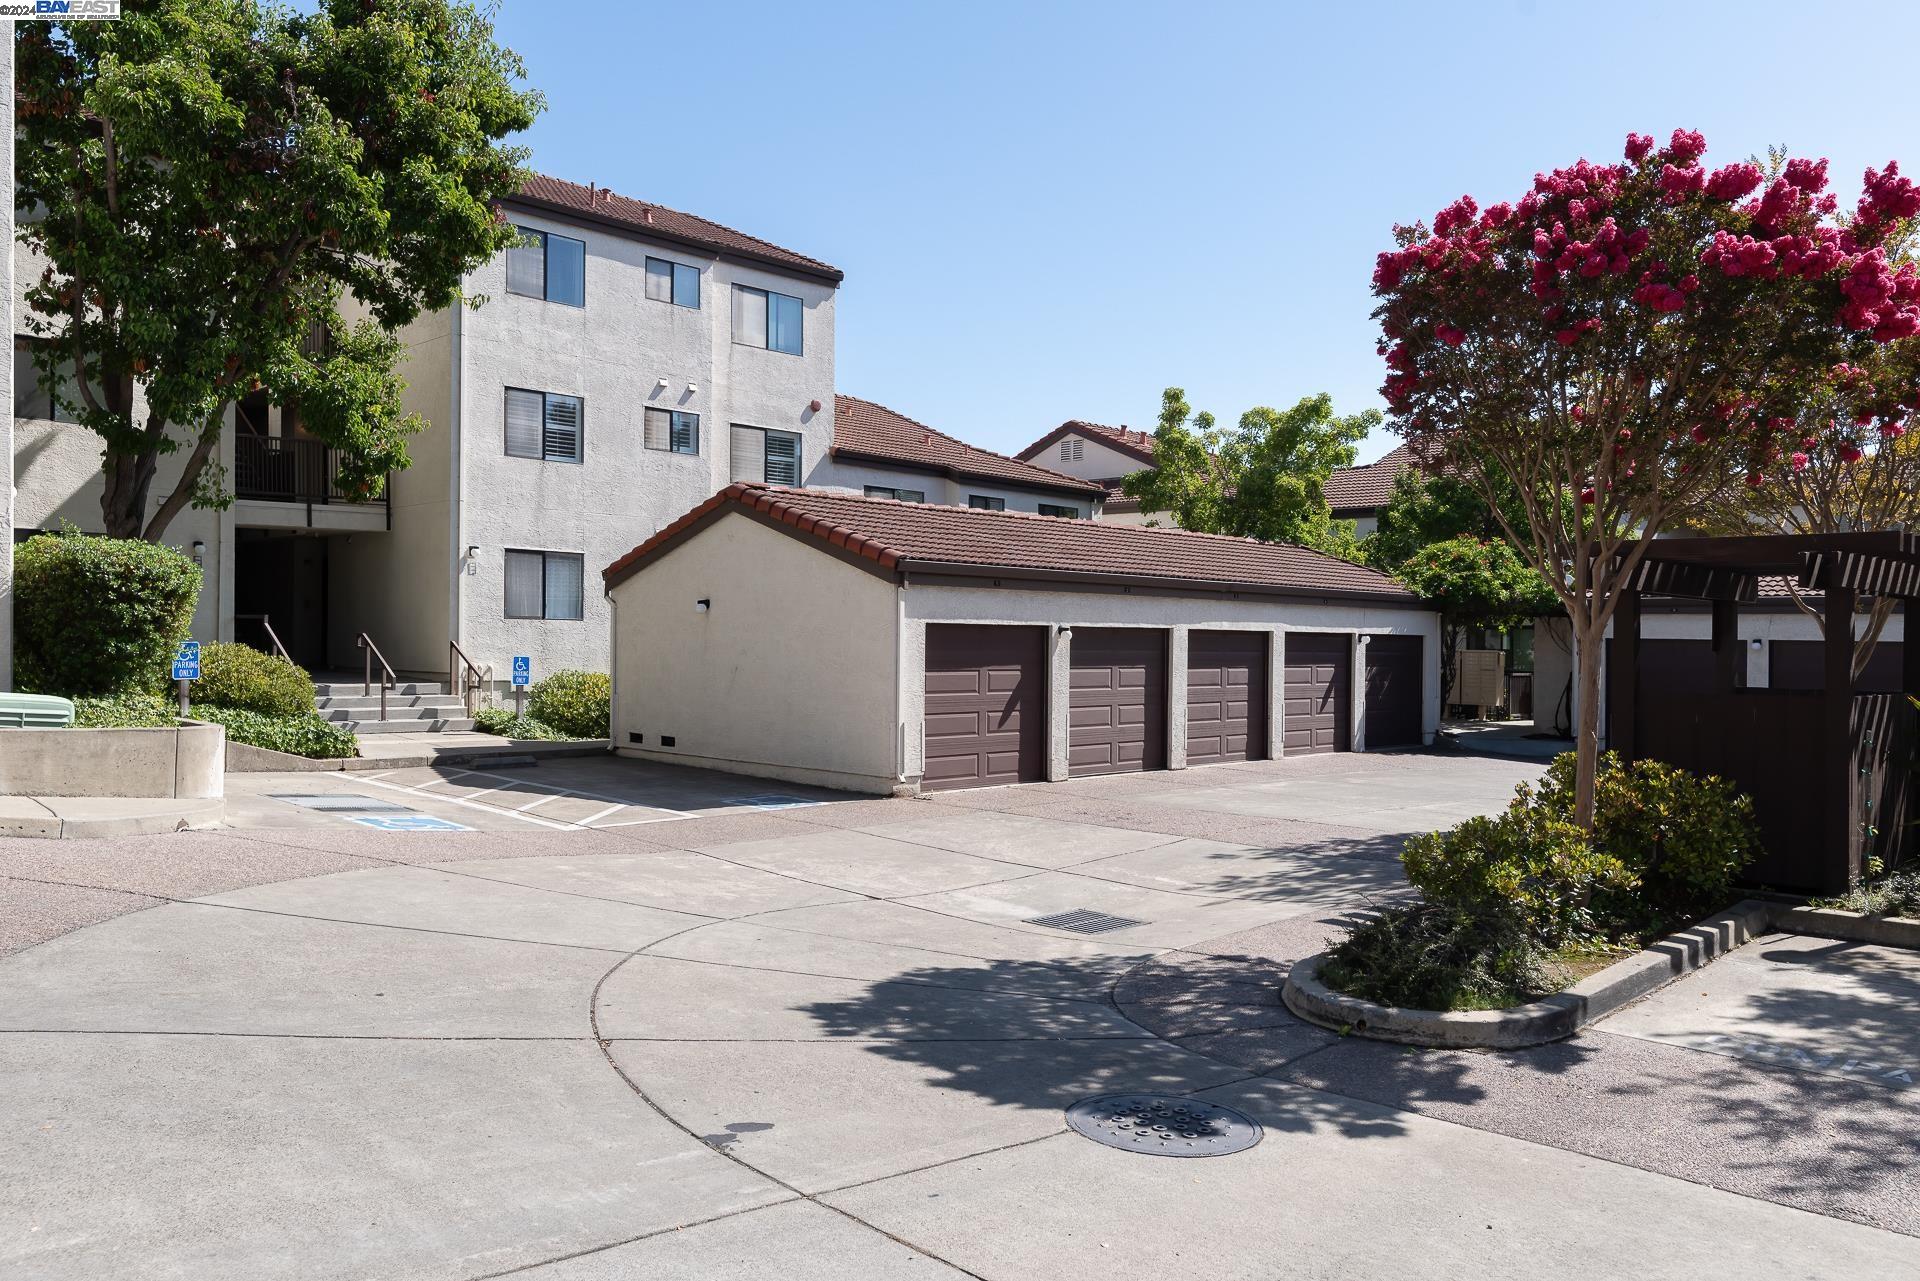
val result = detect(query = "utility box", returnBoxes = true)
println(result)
[0,693,77,728]
[1454,649,1507,716]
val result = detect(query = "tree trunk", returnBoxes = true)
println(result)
[1572,620,1605,829]
[99,448,156,539]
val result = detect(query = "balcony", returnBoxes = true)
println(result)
[233,434,389,531]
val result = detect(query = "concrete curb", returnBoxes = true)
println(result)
[224,739,610,773]
[1775,905,1920,950]
[1281,899,1775,1049]
[0,797,226,840]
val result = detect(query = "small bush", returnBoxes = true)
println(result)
[527,669,610,739]
[72,692,176,729]
[198,705,357,759]
[474,705,565,740]
[1402,806,1634,946]
[1533,751,1761,929]
[1320,902,1565,1012]
[185,642,315,717]
[1817,864,1920,919]
[15,531,201,695]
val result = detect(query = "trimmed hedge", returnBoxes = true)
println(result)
[186,642,315,717]
[15,532,201,695]
[197,705,358,759]
[526,669,610,739]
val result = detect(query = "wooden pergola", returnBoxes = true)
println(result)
[1609,530,1919,895]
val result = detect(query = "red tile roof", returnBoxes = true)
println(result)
[832,396,1106,499]
[605,484,1418,604]
[509,173,842,281]
[1323,444,1420,513]
[1016,420,1159,467]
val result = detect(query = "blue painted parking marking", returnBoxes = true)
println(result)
[347,814,473,833]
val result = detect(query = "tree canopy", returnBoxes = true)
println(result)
[1372,128,1920,823]
[16,0,543,539]
[1120,387,1376,557]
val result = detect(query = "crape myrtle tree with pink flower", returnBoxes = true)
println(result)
[1372,129,1920,827]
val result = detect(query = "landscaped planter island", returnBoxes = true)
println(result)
[0,720,224,800]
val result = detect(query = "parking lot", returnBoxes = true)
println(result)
[3,749,1916,1280]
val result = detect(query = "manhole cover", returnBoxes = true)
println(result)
[1023,909,1145,934]
[271,794,414,813]
[1066,1094,1262,1158]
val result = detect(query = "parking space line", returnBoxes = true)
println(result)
[578,803,628,826]
[350,774,579,831]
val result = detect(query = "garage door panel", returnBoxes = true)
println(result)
[1283,633,1351,755]
[1364,634,1423,749]
[1187,632,1270,767]
[923,625,1046,791]
[1068,628,1168,777]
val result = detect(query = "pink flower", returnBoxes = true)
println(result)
[1435,324,1467,347]
[1690,424,1711,444]
[1555,328,1580,346]
[1881,421,1909,439]
[1838,442,1864,464]
[1625,133,1655,164]
[1784,156,1830,193]
[1706,163,1764,201]
[1790,451,1810,471]
[1745,471,1765,488]
[1667,129,1708,164]
[1660,163,1707,202]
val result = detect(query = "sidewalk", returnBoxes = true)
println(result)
[0,795,224,839]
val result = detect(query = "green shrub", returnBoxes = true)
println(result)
[1818,864,1920,918]
[1533,751,1761,928]
[198,705,357,759]
[527,669,610,739]
[184,642,315,717]
[1402,806,1634,946]
[1320,902,1565,1012]
[14,531,201,695]
[474,705,565,740]
[72,692,176,728]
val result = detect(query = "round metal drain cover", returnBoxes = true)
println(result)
[1065,1093,1262,1158]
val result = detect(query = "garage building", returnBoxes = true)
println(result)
[603,484,1441,794]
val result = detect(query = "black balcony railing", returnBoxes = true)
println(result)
[234,435,387,509]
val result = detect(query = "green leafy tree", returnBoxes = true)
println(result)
[15,0,542,540]
[1121,387,1376,555]
[1365,469,1536,571]
[1394,537,1557,706]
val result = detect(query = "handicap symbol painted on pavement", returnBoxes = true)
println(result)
[347,814,473,833]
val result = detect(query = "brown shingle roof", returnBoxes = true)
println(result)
[832,396,1106,499]
[1324,444,1419,512]
[1016,420,1159,467]
[509,173,842,282]
[605,484,1418,604]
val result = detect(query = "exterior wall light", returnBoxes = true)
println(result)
[695,598,711,613]
[190,540,206,565]
[1750,638,1764,651]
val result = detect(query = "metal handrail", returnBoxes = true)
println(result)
[449,640,492,716]
[357,632,396,722]
[236,613,292,664]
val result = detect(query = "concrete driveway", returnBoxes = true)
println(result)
[3,751,1916,1280]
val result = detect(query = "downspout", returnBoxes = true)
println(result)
[447,303,464,674]
[607,587,619,752]
[895,577,908,783]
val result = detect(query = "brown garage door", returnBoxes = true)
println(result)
[1364,634,1423,749]
[1187,631,1269,765]
[1284,633,1351,755]
[923,625,1046,791]
[1069,628,1167,776]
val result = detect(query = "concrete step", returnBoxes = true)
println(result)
[344,717,477,735]
[321,703,467,725]
[317,694,469,714]
[313,681,449,699]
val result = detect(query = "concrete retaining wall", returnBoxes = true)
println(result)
[0,721,225,799]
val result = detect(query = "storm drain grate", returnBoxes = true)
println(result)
[271,794,415,814]
[1066,1094,1262,1158]
[1022,908,1146,934]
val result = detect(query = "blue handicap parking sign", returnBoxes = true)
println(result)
[171,640,201,682]
[347,814,473,832]
[512,655,532,688]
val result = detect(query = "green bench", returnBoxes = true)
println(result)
[0,692,77,728]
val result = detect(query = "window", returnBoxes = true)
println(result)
[504,550,585,620]
[1059,438,1084,462]
[505,388,583,463]
[730,425,802,485]
[1038,503,1081,519]
[644,407,700,455]
[13,337,75,422]
[645,257,701,309]
[967,495,1006,511]
[731,285,803,355]
[865,485,926,503]
[506,226,586,306]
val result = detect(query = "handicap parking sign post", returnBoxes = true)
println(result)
[511,656,531,717]
[171,640,201,716]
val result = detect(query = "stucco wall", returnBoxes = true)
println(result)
[1030,432,1148,483]
[812,457,1101,516]
[451,211,836,680]
[607,512,898,791]
[898,586,1442,782]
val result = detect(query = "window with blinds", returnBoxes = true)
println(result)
[865,486,926,503]
[729,425,802,485]
[645,257,701,308]
[505,388,583,463]
[1038,503,1082,519]
[968,495,1006,511]
[644,408,699,455]
[506,226,586,306]
[504,549,584,620]
[731,285,803,355]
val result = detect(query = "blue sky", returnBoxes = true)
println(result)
[489,0,1920,465]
